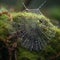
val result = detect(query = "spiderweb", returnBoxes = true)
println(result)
[11,15,56,51]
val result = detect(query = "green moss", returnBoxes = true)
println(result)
[0,15,14,39]
[0,12,60,60]
[18,47,39,60]
[12,12,59,60]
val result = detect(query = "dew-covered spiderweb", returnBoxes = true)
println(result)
[10,15,56,52]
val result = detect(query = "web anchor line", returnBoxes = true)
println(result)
[23,0,46,14]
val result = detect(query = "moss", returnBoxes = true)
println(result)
[0,14,14,40]
[12,12,58,60]
[18,47,39,60]
[0,12,60,60]
[14,12,60,60]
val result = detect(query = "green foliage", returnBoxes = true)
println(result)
[18,47,38,60]
[38,28,60,59]
[49,29,60,52]
[0,15,14,39]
